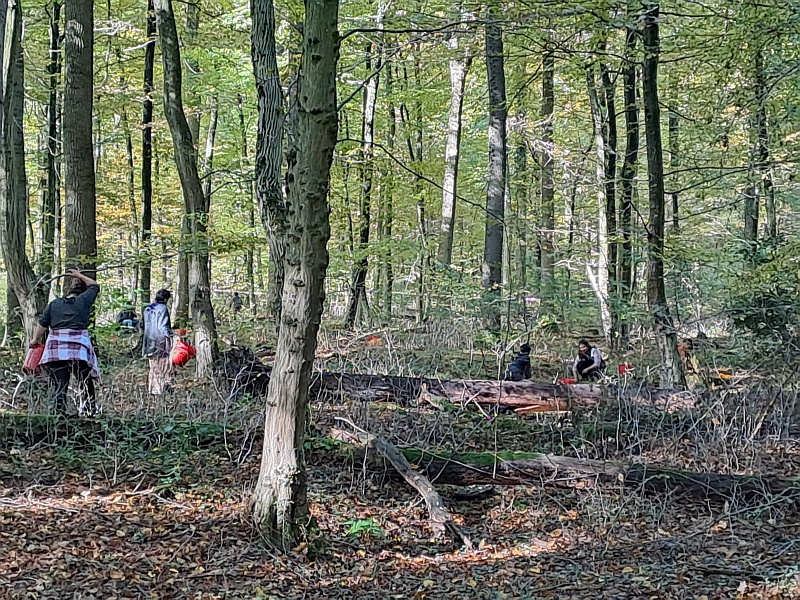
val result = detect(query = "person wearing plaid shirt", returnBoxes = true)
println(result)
[33,269,101,416]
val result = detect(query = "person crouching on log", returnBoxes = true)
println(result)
[33,269,101,416]
[573,339,605,382]
[505,343,532,382]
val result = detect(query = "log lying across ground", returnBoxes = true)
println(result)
[312,372,698,412]
[216,348,697,412]
[331,437,800,505]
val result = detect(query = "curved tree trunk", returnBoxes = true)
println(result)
[252,0,339,542]
[154,0,217,378]
[251,0,285,323]
[63,0,97,276]
[0,0,48,345]
[641,1,686,389]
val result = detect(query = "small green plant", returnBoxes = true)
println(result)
[344,518,383,539]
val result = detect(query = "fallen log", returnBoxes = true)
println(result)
[313,371,697,412]
[374,448,800,504]
[216,348,696,413]
[334,418,473,549]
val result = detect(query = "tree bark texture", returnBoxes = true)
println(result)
[754,48,776,243]
[252,0,339,542]
[251,0,286,323]
[438,45,471,266]
[586,61,613,343]
[139,0,155,306]
[346,31,382,328]
[539,43,555,301]
[154,0,217,377]
[619,15,638,342]
[39,0,61,279]
[482,7,506,325]
[0,0,48,345]
[641,1,686,389]
[202,96,219,212]
[63,0,97,274]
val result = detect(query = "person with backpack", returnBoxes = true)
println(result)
[33,269,101,416]
[142,289,174,395]
[505,343,532,382]
[573,339,606,381]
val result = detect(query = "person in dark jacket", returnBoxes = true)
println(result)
[33,269,101,415]
[505,343,532,382]
[142,289,174,395]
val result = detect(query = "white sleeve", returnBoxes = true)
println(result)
[591,348,603,367]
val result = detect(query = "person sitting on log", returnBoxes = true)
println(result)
[505,343,532,382]
[573,339,605,382]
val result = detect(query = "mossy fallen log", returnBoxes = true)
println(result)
[332,431,799,504]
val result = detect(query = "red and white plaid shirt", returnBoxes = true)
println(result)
[41,329,100,379]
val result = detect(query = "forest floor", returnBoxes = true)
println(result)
[0,329,798,599]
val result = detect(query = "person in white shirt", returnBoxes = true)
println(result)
[573,339,605,381]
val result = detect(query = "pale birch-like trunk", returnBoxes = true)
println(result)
[438,44,471,266]
[586,62,612,344]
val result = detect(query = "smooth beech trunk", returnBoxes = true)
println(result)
[438,44,471,266]
[252,0,339,541]
[642,1,686,388]
[154,0,217,377]
[481,6,506,327]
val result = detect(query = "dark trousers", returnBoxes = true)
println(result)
[44,360,96,415]
[576,358,604,381]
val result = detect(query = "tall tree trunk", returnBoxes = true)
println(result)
[0,0,48,345]
[251,0,285,323]
[154,0,217,378]
[202,96,219,212]
[668,109,679,230]
[514,141,527,290]
[381,64,395,321]
[438,43,471,266]
[586,61,612,343]
[63,0,97,276]
[238,93,256,312]
[601,60,618,344]
[618,15,639,344]
[121,109,139,297]
[539,42,555,305]
[252,0,339,541]
[482,6,506,328]
[345,31,382,328]
[184,0,200,144]
[754,48,776,243]
[743,182,758,248]
[39,0,60,280]
[641,1,685,388]
[139,0,155,306]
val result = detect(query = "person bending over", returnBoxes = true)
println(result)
[33,269,101,416]
[573,339,605,382]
